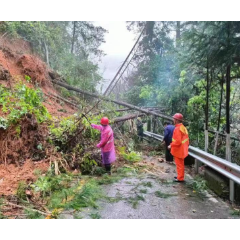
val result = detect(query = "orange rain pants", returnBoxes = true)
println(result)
[174,157,185,181]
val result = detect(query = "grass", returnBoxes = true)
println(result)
[155,190,177,198]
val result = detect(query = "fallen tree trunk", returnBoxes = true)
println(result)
[52,80,173,121]
[5,202,49,216]
[45,92,79,109]
[93,108,131,115]
[94,107,164,116]
[113,113,146,123]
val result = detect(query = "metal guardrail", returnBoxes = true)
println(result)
[144,131,164,141]
[144,131,240,200]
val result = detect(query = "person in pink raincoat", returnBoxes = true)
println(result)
[91,117,116,174]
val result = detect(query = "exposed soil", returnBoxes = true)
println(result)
[0,159,49,196]
[0,37,78,196]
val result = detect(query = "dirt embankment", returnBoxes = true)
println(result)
[0,37,78,196]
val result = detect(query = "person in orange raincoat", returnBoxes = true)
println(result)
[168,113,189,182]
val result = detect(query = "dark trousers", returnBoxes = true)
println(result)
[165,146,173,162]
[104,164,111,172]
[137,128,143,142]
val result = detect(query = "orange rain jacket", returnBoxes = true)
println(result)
[170,123,189,159]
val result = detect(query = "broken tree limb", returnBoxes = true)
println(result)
[45,92,79,109]
[52,80,173,122]
[113,113,146,123]
[93,108,131,115]
[5,202,49,216]
[94,107,165,116]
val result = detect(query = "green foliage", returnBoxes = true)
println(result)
[90,212,101,219]
[141,181,153,188]
[66,180,103,210]
[139,189,147,194]
[0,83,51,129]
[116,166,137,176]
[32,173,73,198]
[49,116,77,145]
[0,21,106,93]
[0,199,5,219]
[97,174,122,185]
[0,117,8,130]
[128,194,145,209]
[139,85,154,100]
[25,75,31,83]
[16,181,28,201]
[230,209,240,216]
[155,190,177,198]
[93,166,106,176]
[33,169,42,176]
[24,208,44,219]
[80,153,97,174]
[73,213,83,219]
[188,176,207,192]
[148,151,159,156]
[118,147,142,163]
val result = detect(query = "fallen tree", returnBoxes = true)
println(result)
[113,113,146,123]
[52,80,173,122]
[44,92,79,109]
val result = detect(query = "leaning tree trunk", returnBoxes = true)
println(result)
[176,21,181,48]
[214,73,224,155]
[43,39,49,66]
[226,65,231,158]
[205,63,209,152]
[226,64,234,201]
[71,21,76,54]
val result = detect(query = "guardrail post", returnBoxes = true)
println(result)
[226,133,234,202]
[205,129,209,152]
[194,158,199,174]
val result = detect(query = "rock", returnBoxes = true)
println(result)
[158,158,164,163]
[165,168,170,173]
[25,190,32,196]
